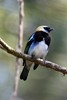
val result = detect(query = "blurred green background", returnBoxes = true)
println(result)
[0,0,67,100]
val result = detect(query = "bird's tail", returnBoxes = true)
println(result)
[20,66,29,81]
[33,64,39,70]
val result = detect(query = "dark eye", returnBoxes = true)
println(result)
[44,27,50,30]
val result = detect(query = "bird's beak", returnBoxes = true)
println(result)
[49,28,54,32]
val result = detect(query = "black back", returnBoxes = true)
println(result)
[23,31,51,66]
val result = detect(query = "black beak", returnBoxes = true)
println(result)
[49,28,54,32]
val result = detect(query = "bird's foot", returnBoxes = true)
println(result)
[31,54,37,60]
[43,60,46,64]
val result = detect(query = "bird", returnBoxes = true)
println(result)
[20,25,53,81]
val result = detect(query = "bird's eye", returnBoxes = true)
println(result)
[44,27,50,30]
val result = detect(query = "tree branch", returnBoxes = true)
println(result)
[0,37,67,75]
[12,0,24,100]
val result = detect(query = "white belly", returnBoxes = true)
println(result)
[28,41,48,59]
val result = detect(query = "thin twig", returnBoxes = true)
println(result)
[0,37,67,75]
[12,0,24,100]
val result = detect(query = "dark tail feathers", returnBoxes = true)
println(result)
[20,67,29,81]
[33,64,39,70]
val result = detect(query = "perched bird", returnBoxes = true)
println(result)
[20,25,53,81]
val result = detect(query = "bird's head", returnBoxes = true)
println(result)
[36,25,54,34]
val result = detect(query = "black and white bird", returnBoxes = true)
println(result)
[20,25,53,81]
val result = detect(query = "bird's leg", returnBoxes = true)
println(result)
[31,53,37,60]
[43,60,46,64]
[43,58,46,64]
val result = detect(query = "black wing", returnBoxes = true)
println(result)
[24,33,35,54]
[23,33,35,66]
[45,36,51,47]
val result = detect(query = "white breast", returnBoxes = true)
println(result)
[28,41,48,59]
